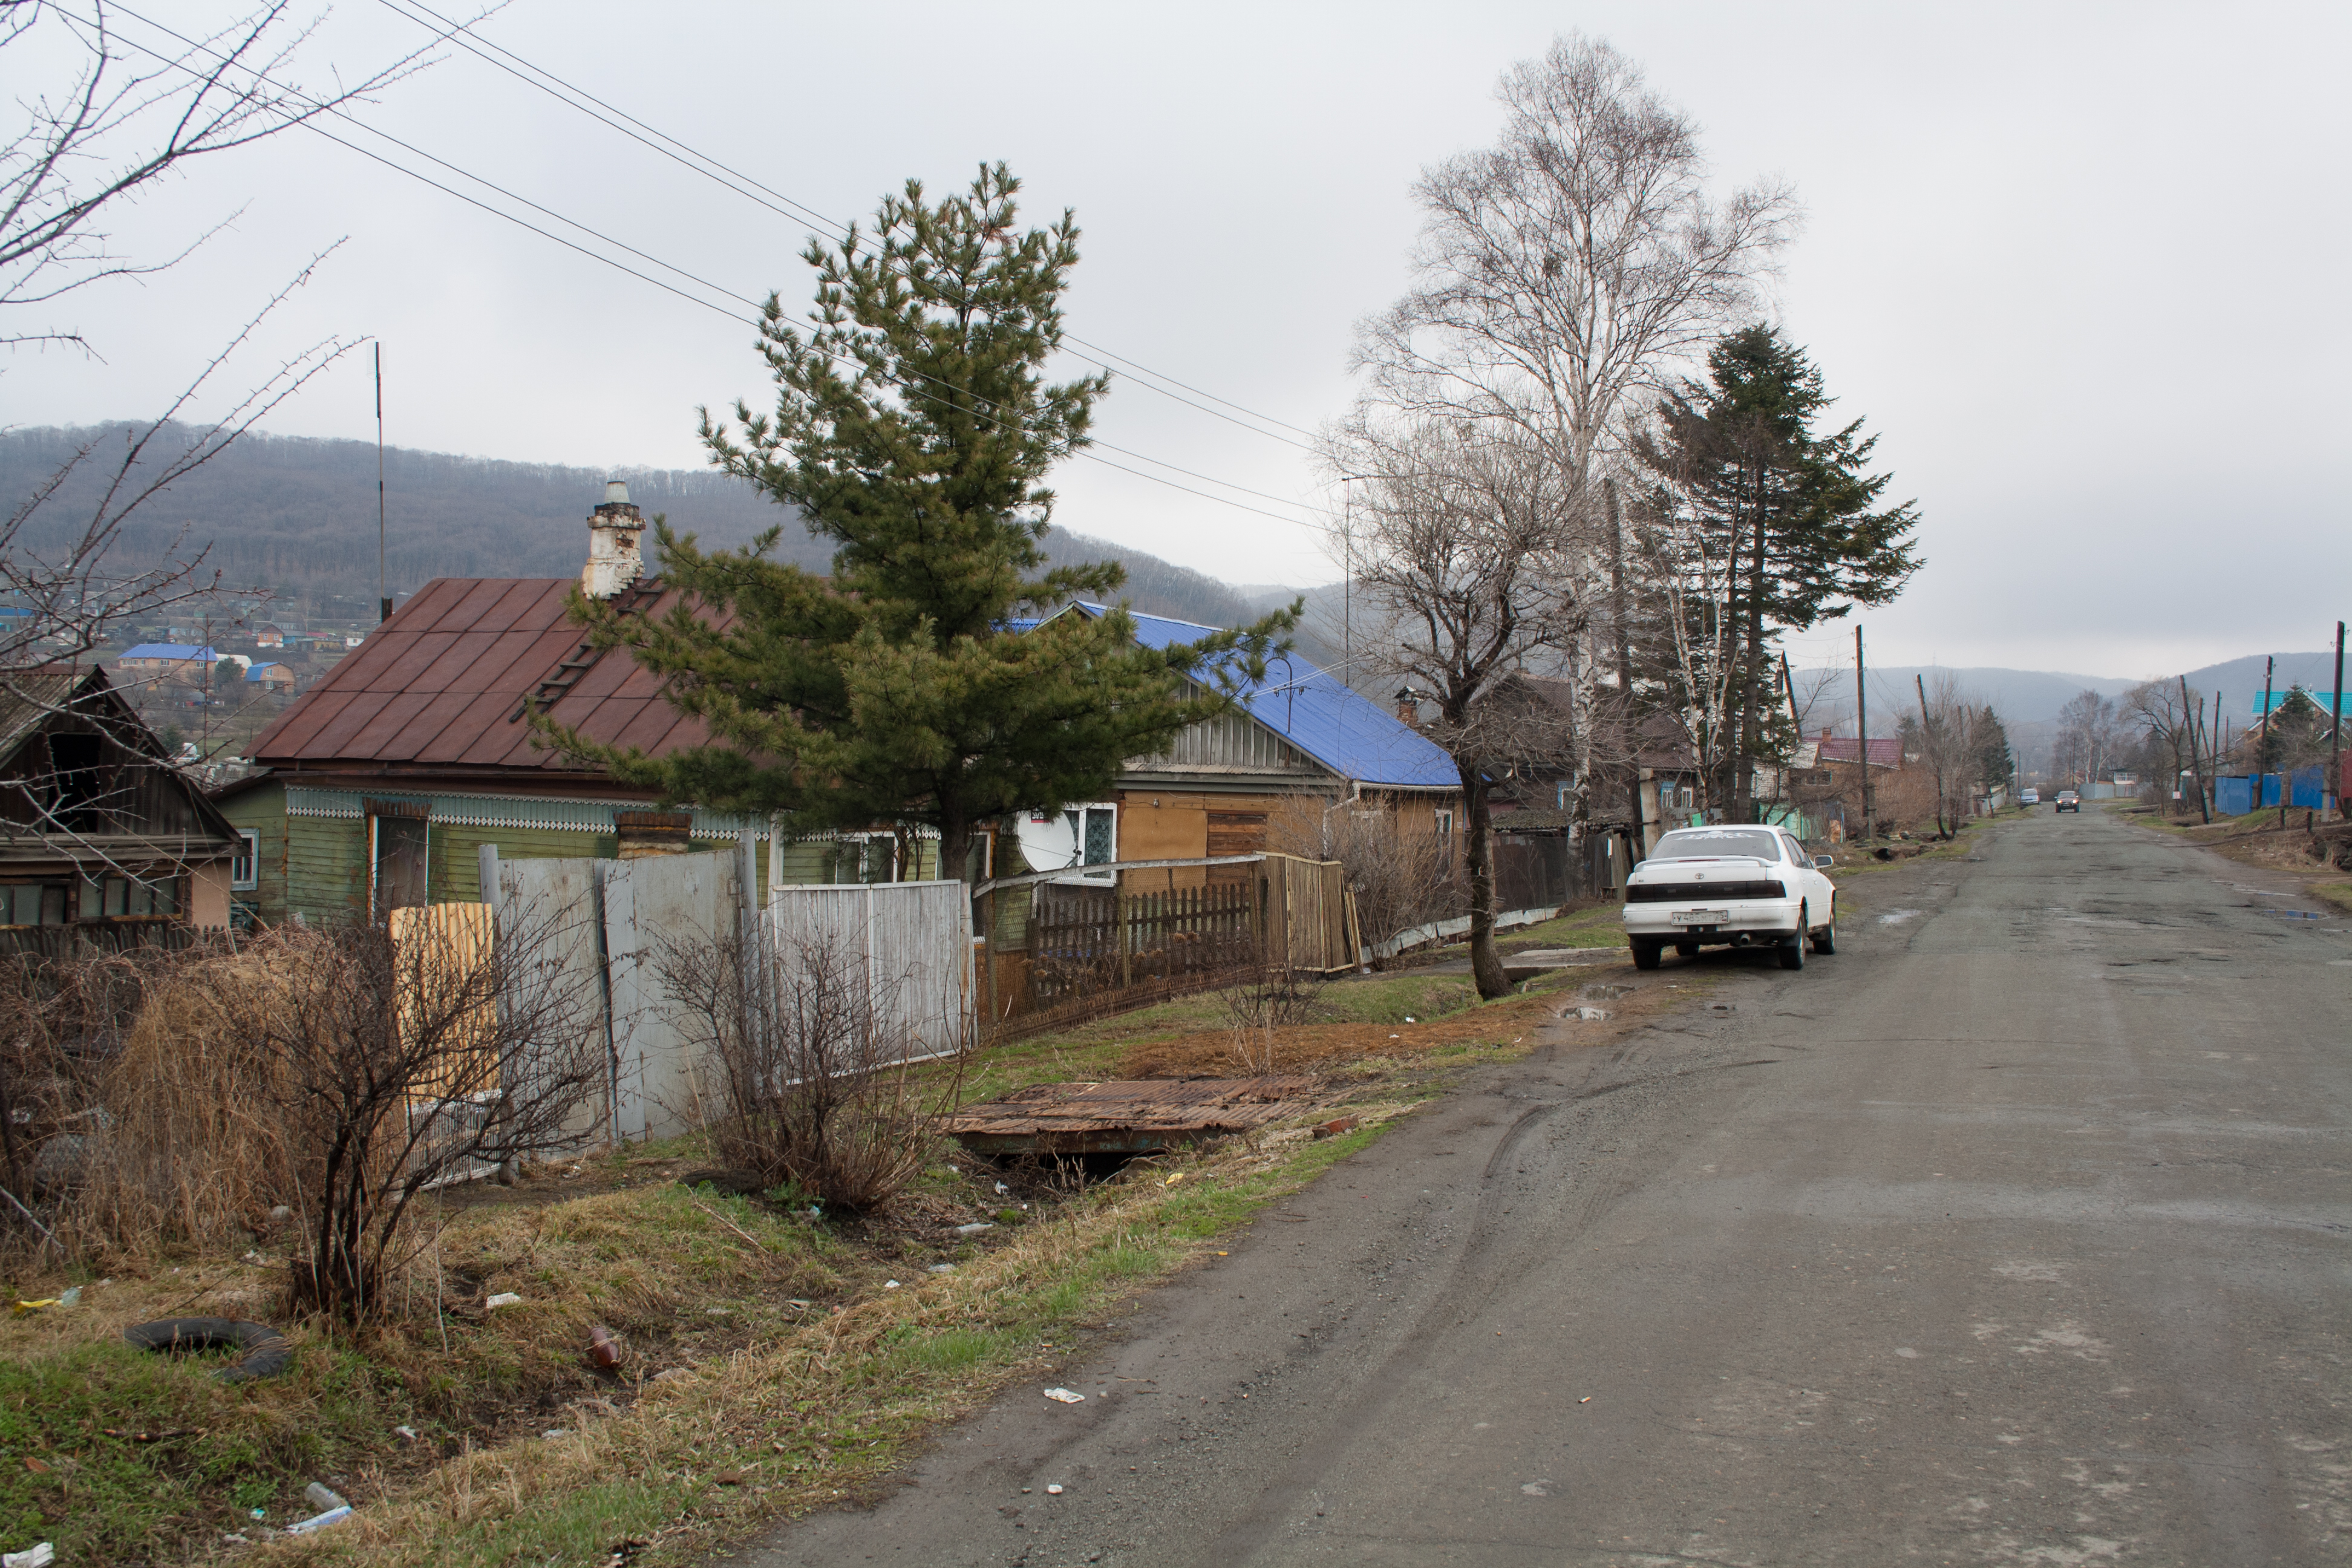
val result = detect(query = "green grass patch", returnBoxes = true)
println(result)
[0,1335,407,1564]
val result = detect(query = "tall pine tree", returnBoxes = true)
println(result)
[1633,326,1921,818]
[547,165,1294,877]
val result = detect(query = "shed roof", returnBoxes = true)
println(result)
[1047,603,1460,791]
[120,644,218,662]
[1816,736,1903,767]
[250,577,721,780]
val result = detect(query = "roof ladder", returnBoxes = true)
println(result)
[509,581,661,724]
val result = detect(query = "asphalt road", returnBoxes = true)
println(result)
[739,807,2350,1567]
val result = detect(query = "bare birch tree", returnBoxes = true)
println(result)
[1328,417,1589,999]
[1350,35,1795,822]
[1629,477,1742,821]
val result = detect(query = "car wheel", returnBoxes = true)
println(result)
[1631,938,1662,971]
[1810,920,1835,955]
[1673,941,1698,958]
[1778,904,1806,969]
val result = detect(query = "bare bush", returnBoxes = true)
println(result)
[244,910,605,1322]
[1270,797,1457,969]
[1217,950,1324,1074]
[653,924,960,1212]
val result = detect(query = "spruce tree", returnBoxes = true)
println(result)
[547,165,1293,878]
[1634,326,1921,817]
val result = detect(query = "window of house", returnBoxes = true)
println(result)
[1081,806,1115,866]
[1555,781,1571,809]
[77,875,175,920]
[47,733,107,831]
[0,885,67,927]
[231,829,260,890]
[1676,785,1695,813]
[371,813,430,913]
[1434,808,1455,836]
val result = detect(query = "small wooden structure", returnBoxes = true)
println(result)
[0,665,240,953]
[942,1076,1321,1155]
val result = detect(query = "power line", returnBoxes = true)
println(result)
[93,4,1320,526]
[373,0,1324,452]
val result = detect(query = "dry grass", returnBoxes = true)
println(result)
[0,943,311,1270]
[1122,964,1685,1076]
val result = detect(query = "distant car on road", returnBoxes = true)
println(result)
[2055,789,2081,812]
[2019,788,2040,806]
[1622,826,1837,972]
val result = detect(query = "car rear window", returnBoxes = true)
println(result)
[1652,828,1783,861]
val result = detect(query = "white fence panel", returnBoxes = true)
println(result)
[767,880,972,1062]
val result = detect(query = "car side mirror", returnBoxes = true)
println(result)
[1814,855,1834,869]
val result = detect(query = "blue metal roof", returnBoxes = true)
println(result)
[120,644,218,661]
[1045,603,1459,791]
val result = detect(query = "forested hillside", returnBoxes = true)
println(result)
[0,423,1269,629]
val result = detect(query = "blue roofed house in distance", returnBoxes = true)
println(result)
[1020,603,1463,883]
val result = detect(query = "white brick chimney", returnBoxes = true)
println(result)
[581,479,644,599]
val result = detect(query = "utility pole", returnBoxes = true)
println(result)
[1915,672,1939,836]
[2332,622,2345,820]
[1855,625,1873,840]
[2182,676,2210,825]
[1341,475,1350,687]
[2258,656,2276,815]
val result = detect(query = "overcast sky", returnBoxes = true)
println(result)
[12,1,2346,677]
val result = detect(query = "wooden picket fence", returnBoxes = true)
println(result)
[978,854,1361,1038]
[1027,881,1258,1005]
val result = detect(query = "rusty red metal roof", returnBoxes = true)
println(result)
[250,578,727,780]
[941,1076,1322,1154]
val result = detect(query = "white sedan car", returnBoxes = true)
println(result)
[1622,826,1838,972]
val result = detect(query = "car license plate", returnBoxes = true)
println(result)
[1672,909,1730,924]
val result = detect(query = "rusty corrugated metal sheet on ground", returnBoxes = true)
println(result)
[942,1076,1321,1155]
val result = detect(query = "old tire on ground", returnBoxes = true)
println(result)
[123,1317,293,1383]
[1630,939,1662,971]
[1810,921,1835,955]
[1673,941,1698,958]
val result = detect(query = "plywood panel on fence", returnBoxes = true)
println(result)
[390,901,495,1100]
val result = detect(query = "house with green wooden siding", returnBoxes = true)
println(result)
[225,483,934,927]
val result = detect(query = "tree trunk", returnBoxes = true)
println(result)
[939,798,971,890]
[1459,760,1510,1001]
[1607,477,1636,826]
[1734,461,1766,824]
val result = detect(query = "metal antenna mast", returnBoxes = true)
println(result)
[376,343,391,624]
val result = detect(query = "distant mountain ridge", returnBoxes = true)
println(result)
[6,425,2323,720]
[0,423,1265,630]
